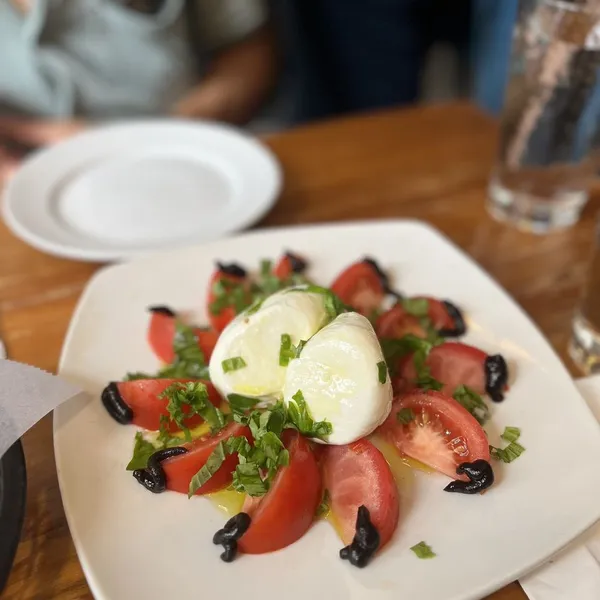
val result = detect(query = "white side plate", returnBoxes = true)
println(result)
[55,220,600,600]
[2,120,281,262]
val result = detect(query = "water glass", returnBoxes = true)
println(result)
[488,0,600,233]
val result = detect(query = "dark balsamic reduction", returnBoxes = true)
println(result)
[284,251,308,273]
[132,447,188,493]
[339,505,380,568]
[485,354,508,403]
[362,257,403,300]
[101,382,133,425]
[444,459,495,494]
[213,513,252,563]
[147,305,176,317]
[438,300,467,337]
[216,262,247,278]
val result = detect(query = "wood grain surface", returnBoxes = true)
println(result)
[1,102,596,600]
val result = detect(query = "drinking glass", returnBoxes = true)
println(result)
[488,0,600,233]
[571,217,600,373]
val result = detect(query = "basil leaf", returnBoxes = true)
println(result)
[227,393,260,415]
[396,408,415,425]
[316,489,330,517]
[412,348,443,391]
[377,360,387,384]
[158,322,210,380]
[279,334,296,367]
[296,285,349,323]
[411,541,436,559]
[490,441,525,463]
[402,298,430,317]
[188,440,227,497]
[453,385,490,425]
[209,278,249,316]
[126,432,159,471]
[287,390,333,440]
[159,381,226,438]
[232,462,269,496]
[222,356,247,373]
[380,335,435,374]
[124,371,154,381]
[501,426,521,443]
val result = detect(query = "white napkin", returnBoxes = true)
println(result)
[520,375,600,600]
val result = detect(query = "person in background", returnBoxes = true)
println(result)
[0,0,277,182]
[285,0,518,122]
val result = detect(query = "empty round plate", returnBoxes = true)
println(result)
[2,120,282,262]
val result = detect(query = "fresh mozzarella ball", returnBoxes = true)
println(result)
[209,288,329,400]
[282,312,392,445]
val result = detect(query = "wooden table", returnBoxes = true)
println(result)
[1,102,595,600]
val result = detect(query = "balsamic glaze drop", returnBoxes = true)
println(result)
[444,459,495,495]
[147,305,176,317]
[438,300,467,337]
[216,262,247,278]
[284,251,308,273]
[485,354,508,403]
[213,513,252,563]
[101,382,133,425]
[362,257,403,300]
[339,505,380,568]
[132,447,188,493]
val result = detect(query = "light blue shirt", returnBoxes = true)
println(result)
[0,0,266,118]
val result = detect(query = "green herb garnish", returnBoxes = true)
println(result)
[279,334,298,367]
[296,285,349,324]
[124,371,154,381]
[227,393,260,415]
[316,489,330,517]
[453,385,490,425]
[222,356,247,373]
[501,426,521,443]
[287,390,333,440]
[377,360,388,384]
[402,298,430,317]
[490,426,525,463]
[210,278,249,316]
[411,541,436,559]
[126,433,160,471]
[157,322,210,380]
[412,348,443,391]
[159,381,226,441]
[396,408,415,425]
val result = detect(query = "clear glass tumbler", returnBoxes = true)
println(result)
[488,0,600,233]
[571,218,600,373]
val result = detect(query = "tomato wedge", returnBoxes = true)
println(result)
[376,305,426,339]
[416,296,465,336]
[378,390,490,480]
[147,308,219,364]
[330,260,385,315]
[162,422,252,495]
[206,265,249,333]
[322,439,399,549]
[238,431,321,554]
[398,342,488,397]
[273,252,307,280]
[113,379,221,431]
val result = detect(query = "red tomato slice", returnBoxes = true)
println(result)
[206,270,248,333]
[162,422,252,495]
[398,342,488,396]
[116,379,221,431]
[378,390,490,480]
[238,431,321,554]
[330,261,385,315]
[322,439,400,549]
[375,305,427,339]
[273,252,307,280]
[147,310,219,364]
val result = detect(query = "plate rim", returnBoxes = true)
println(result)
[1,119,282,262]
[53,218,600,600]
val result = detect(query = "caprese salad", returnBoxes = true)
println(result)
[101,253,524,567]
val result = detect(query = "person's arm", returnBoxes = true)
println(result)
[172,25,278,124]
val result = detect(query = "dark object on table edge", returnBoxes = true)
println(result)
[0,440,27,594]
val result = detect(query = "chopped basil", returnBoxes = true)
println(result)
[188,440,228,497]
[287,390,333,440]
[222,356,247,373]
[126,433,159,471]
[412,349,443,391]
[377,360,388,384]
[453,385,490,425]
[296,285,349,324]
[501,426,521,443]
[209,278,249,316]
[227,393,260,415]
[380,334,440,375]
[245,298,264,316]
[159,381,226,441]
[402,298,430,317]
[396,408,415,425]
[279,334,295,367]
[124,371,154,381]
[316,489,330,517]
[232,462,269,496]
[411,541,436,559]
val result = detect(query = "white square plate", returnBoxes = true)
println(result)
[55,220,600,600]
